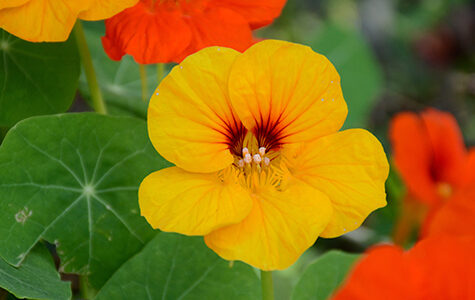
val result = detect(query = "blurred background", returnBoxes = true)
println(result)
[71,1,474,298]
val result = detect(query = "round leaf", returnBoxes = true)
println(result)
[95,233,261,300]
[0,29,79,127]
[0,244,71,300]
[0,113,171,288]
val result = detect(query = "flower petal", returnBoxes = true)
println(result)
[0,0,91,42]
[148,46,244,173]
[334,236,475,300]
[102,2,192,64]
[284,129,389,238]
[139,167,253,236]
[78,0,138,21]
[205,180,332,270]
[228,40,347,146]
[332,245,408,300]
[423,188,475,238]
[0,0,29,10]
[210,0,287,29]
[390,109,467,206]
[421,109,467,184]
[174,6,253,62]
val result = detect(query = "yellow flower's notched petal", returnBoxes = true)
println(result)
[78,0,139,21]
[284,129,389,238]
[139,167,253,236]
[228,39,348,144]
[204,180,333,270]
[148,46,244,173]
[0,0,92,42]
[0,0,29,10]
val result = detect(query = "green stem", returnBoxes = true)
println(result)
[73,21,107,114]
[157,63,165,85]
[79,276,96,300]
[139,64,148,102]
[261,270,274,300]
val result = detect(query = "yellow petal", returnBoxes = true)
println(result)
[204,180,332,270]
[228,39,347,145]
[0,0,29,10]
[78,0,138,21]
[148,46,244,173]
[284,129,389,238]
[0,0,91,42]
[139,167,253,236]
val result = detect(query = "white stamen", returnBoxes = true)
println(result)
[259,147,266,156]
[244,153,252,164]
[237,159,244,168]
[242,147,249,156]
[263,157,270,166]
[253,154,262,164]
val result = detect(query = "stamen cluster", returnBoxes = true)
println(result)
[237,147,270,168]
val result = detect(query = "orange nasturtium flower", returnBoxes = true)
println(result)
[139,40,389,270]
[0,0,138,42]
[332,236,475,300]
[423,150,475,238]
[390,109,474,241]
[102,0,287,64]
[390,109,468,207]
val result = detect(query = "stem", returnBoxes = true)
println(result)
[139,64,148,102]
[261,270,274,300]
[73,21,107,114]
[157,63,165,85]
[79,276,96,300]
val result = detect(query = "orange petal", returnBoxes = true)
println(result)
[102,1,192,64]
[174,6,253,62]
[284,129,389,238]
[228,40,347,147]
[0,0,29,10]
[78,0,138,21]
[421,109,467,185]
[0,0,91,42]
[205,180,332,270]
[333,236,475,300]
[461,148,475,187]
[139,167,252,236]
[332,245,408,300]
[389,109,466,206]
[405,236,475,299]
[209,0,287,29]
[423,188,475,238]
[148,46,244,173]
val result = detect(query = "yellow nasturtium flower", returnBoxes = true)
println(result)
[0,0,138,42]
[139,40,389,270]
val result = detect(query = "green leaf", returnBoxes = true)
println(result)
[0,244,71,300]
[0,29,79,127]
[291,251,360,300]
[79,22,164,119]
[95,233,261,300]
[0,113,171,289]
[311,23,383,129]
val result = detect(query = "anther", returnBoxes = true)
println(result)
[253,154,262,164]
[244,153,252,164]
[263,157,270,166]
[259,147,266,156]
[237,159,244,168]
[242,147,249,156]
